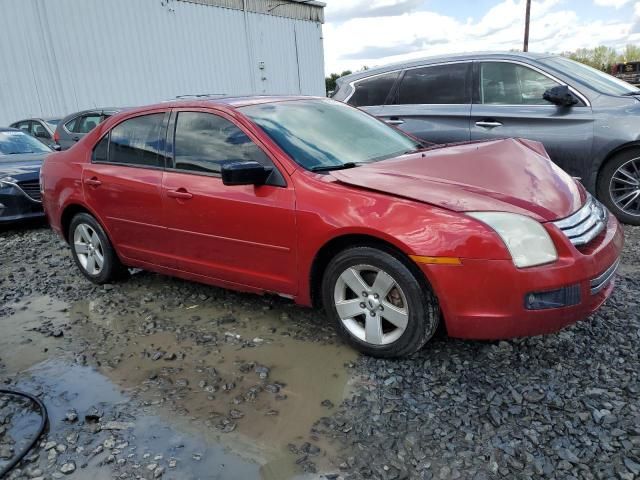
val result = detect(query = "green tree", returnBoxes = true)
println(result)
[619,44,640,63]
[325,70,352,96]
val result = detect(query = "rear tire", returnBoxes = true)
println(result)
[597,149,640,225]
[69,213,127,284]
[321,246,439,358]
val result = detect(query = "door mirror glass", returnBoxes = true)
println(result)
[221,161,270,186]
[543,85,579,107]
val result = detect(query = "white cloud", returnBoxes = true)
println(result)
[323,0,636,73]
[593,0,632,8]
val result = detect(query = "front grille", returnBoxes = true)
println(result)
[591,259,620,295]
[552,194,608,247]
[17,180,42,202]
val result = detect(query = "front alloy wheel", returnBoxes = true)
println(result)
[334,264,409,345]
[598,149,640,225]
[609,157,640,218]
[322,246,439,358]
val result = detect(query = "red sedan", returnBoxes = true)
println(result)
[40,96,624,357]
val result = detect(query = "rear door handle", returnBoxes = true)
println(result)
[167,189,193,200]
[385,117,405,125]
[475,121,503,129]
[72,136,81,141]
[84,177,102,187]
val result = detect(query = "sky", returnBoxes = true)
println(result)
[322,0,640,74]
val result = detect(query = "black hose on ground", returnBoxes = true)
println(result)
[0,389,48,479]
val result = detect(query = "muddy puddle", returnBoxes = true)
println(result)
[0,287,358,479]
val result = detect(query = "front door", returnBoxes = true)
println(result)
[82,111,172,266]
[162,109,297,296]
[470,61,594,178]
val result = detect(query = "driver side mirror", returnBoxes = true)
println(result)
[543,85,579,107]
[221,161,271,186]
[52,144,62,151]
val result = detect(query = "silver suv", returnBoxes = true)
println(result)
[333,52,640,225]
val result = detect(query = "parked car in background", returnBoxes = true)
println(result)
[9,117,61,149]
[333,52,640,225]
[54,108,121,150]
[41,97,622,357]
[612,61,640,86]
[0,128,51,223]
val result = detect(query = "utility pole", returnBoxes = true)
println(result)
[523,0,531,52]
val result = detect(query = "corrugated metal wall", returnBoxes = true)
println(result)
[0,0,325,125]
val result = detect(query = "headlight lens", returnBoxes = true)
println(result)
[0,176,17,188]
[468,212,558,268]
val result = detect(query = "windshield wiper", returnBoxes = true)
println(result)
[621,91,640,96]
[310,162,361,172]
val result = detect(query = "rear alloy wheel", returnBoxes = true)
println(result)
[598,150,640,225]
[322,247,439,358]
[69,213,126,284]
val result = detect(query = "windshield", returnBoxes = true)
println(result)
[0,130,52,155]
[542,56,638,96]
[239,99,420,171]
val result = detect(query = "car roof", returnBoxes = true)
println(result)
[152,95,325,110]
[11,116,62,123]
[0,127,23,132]
[337,51,557,83]
[59,108,123,123]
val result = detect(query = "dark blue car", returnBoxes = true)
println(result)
[0,128,52,223]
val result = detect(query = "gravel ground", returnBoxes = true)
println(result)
[0,223,639,480]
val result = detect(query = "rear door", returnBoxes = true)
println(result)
[470,61,594,178]
[381,62,472,144]
[82,111,172,266]
[162,109,297,295]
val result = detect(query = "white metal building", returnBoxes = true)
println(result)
[0,0,326,126]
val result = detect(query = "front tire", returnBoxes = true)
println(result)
[69,213,126,284]
[321,246,439,358]
[597,149,640,225]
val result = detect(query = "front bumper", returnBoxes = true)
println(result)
[422,214,624,339]
[0,186,44,223]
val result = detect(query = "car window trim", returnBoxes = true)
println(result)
[167,108,287,185]
[472,59,590,108]
[91,111,170,170]
[344,60,473,105]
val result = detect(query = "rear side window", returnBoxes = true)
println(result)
[76,114,103,134]
[395,63,470,105]
[92,134,109,163]
[348,72,399,107]
[106,114,166,167]
[173,112,271,175]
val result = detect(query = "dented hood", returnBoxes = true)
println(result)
[330,138,584,222]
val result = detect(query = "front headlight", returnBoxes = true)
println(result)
[468,212,558,268]
[0,176,17,189]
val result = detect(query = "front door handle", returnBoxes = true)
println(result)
[167,189,193,200]
[84,177,102,187]
[385,117,405,125]
[475,120,503,129]
[72,136,81,141]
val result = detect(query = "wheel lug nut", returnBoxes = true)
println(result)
[360,303,366,308]
[370,312,376,317]
[362,292,368,297]
[374,294,379,299]
[379,306,384,311]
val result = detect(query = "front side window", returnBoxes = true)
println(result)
[106,114,166,167]
[240,99,420,171]
[479,62,560,105]
[173,112,271,175]
[32,122,51,140]
[395,63,470,104]
[348,72,399,107]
